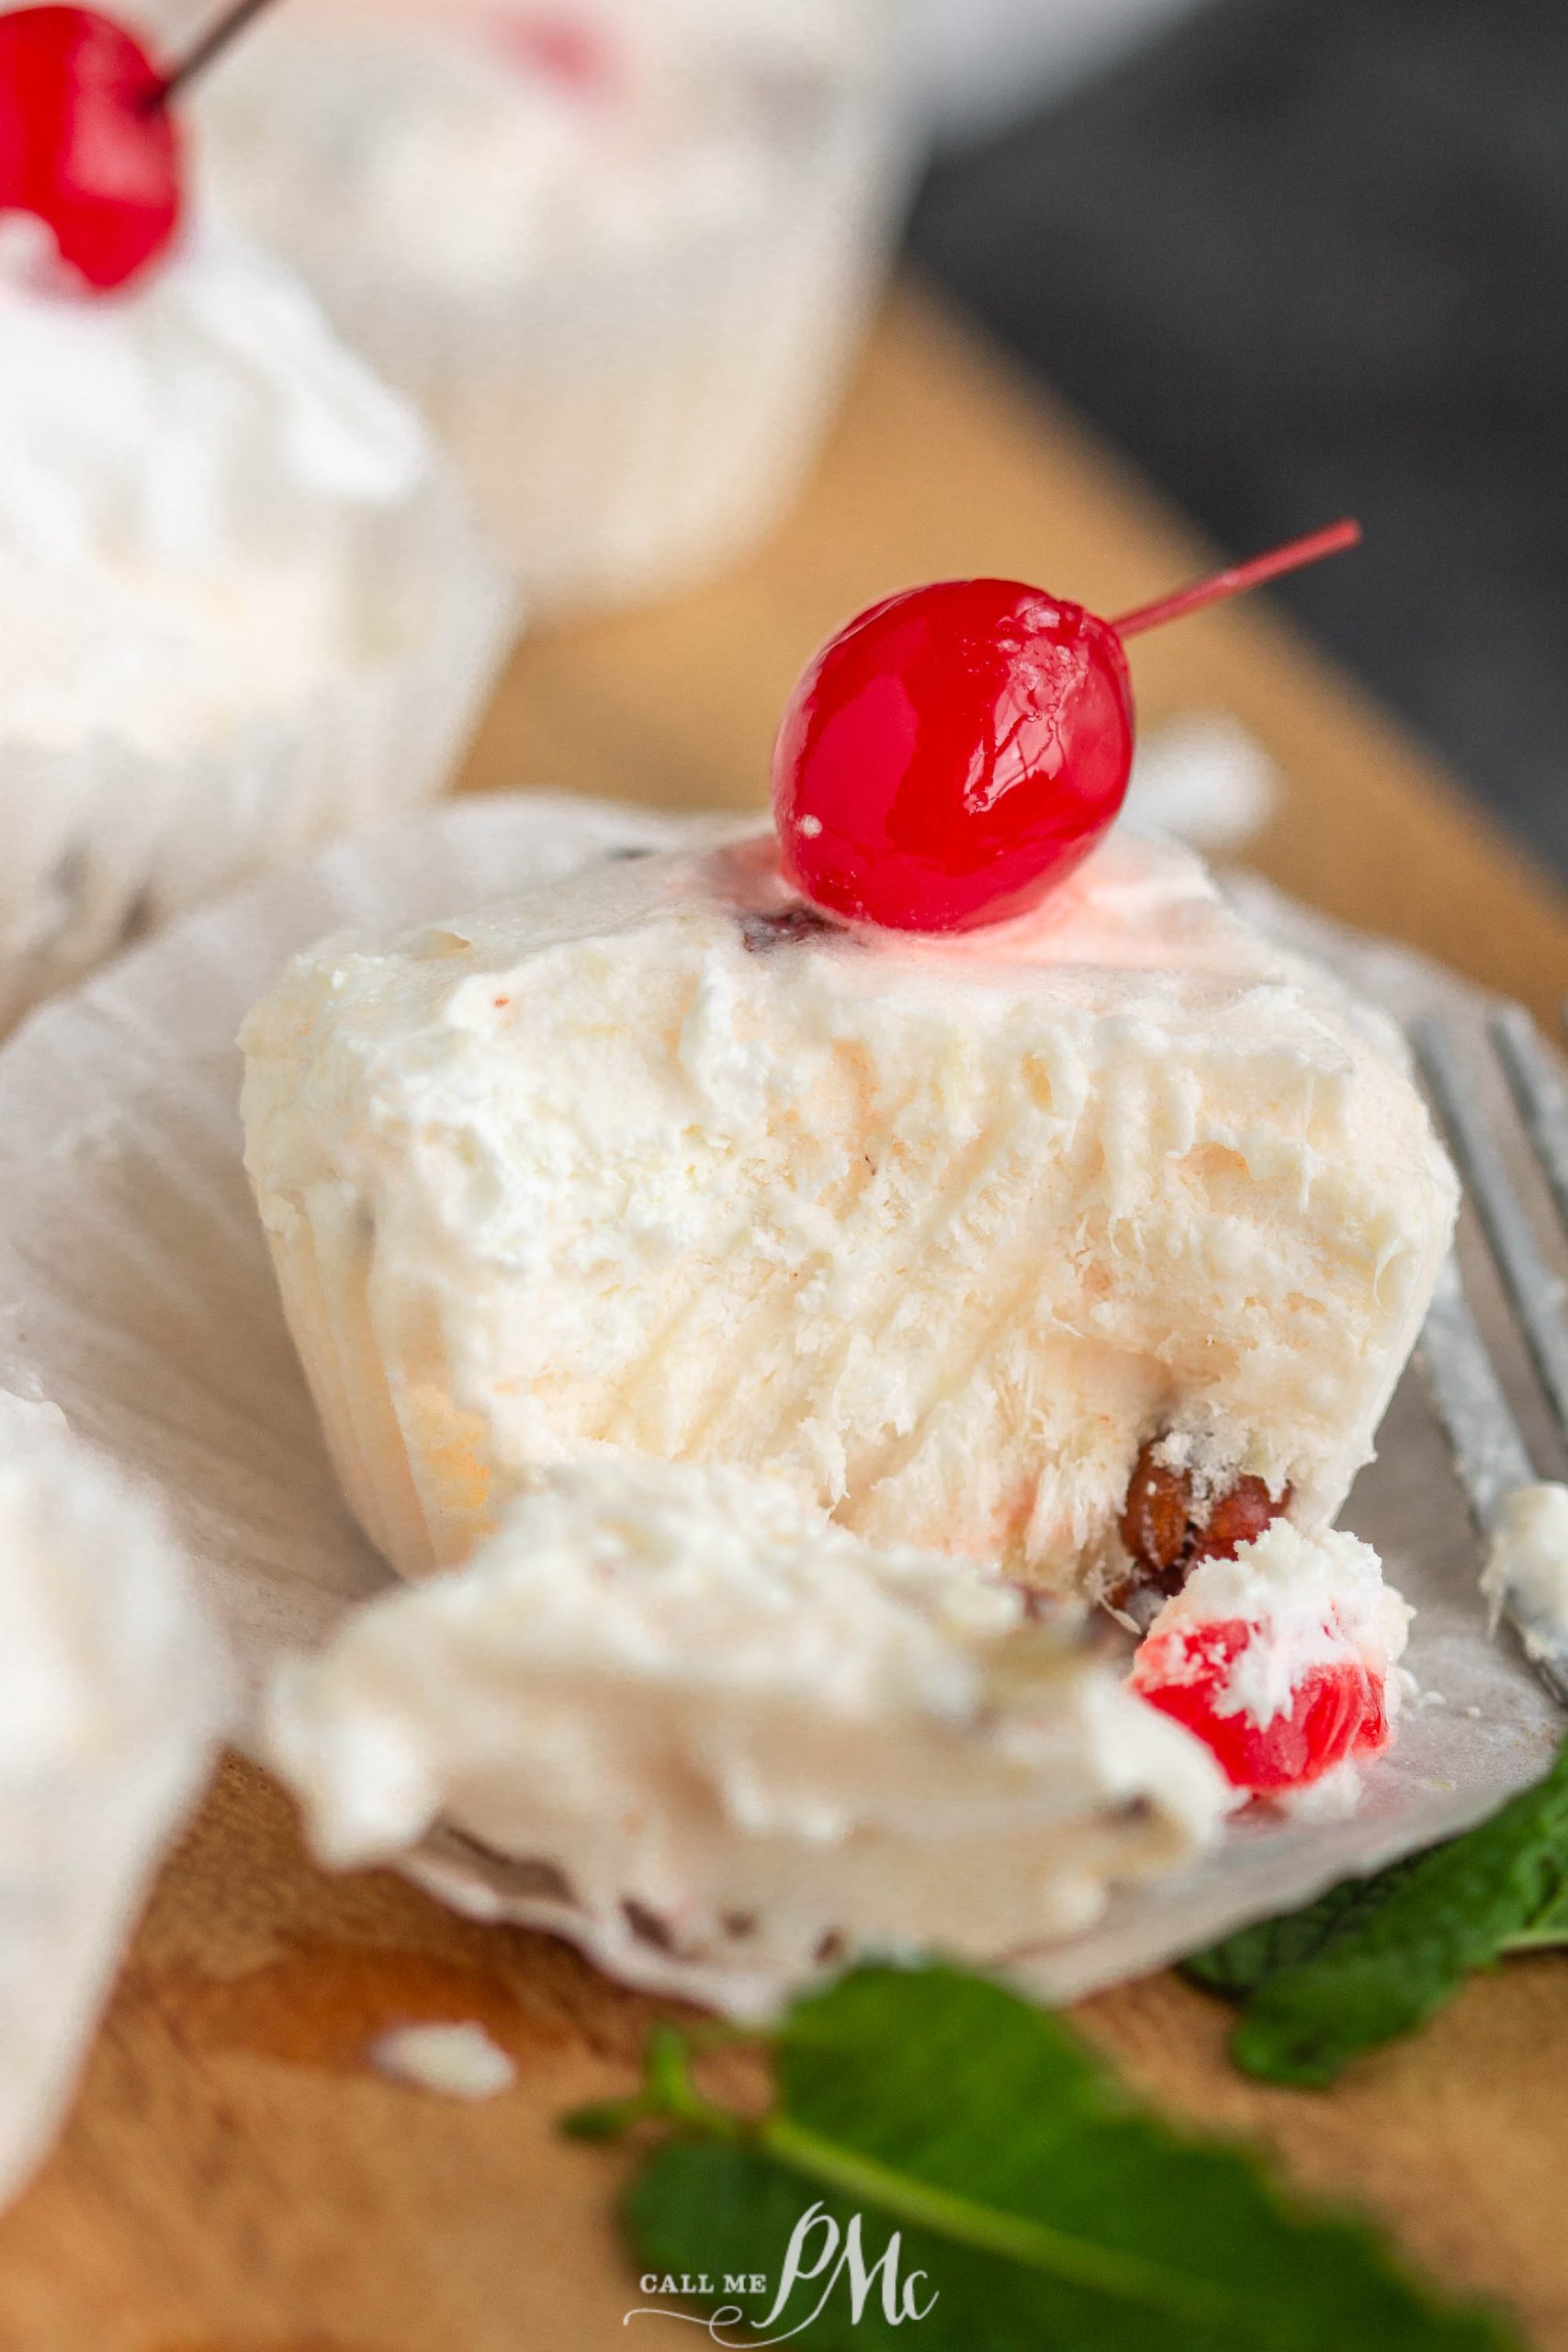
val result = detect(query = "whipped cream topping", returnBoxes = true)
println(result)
[196,0,868,292]
[0,1393,230,2203]
[1142,1520,1412,1732]
[265,1460,1226,2011]
[1482,1484,1568,1664]
[242,822,1458,1590]
[0,220,431,754]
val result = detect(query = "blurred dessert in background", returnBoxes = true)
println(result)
[188,0,911,607]
[0,213,510,1031]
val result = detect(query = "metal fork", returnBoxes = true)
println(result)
[1412,1004,1568,1704]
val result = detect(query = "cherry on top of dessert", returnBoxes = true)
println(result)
[0,6,179,289]
[500,9,619,100]
[0,0,272,293]
[772,518,1360,937]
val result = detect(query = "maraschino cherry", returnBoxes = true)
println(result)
[502,10,618,98]
[773,518,1360,934]
[0,0,274,292]
[1131,1614,1391,1796]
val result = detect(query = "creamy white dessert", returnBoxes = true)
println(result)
[1482,1484,1568,1668]
[0,1394,230,2205]
[242,819,1458,1592]
[265,1461,1226,2012]
[0,218,509,1030]
[187,0,904,603]
[0,219,427,755]
[198,0,866,294]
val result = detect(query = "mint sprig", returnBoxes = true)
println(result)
[1187,1736,1568,2085]
[565,1962,1514,2349]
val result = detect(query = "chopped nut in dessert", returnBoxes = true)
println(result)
[1111,1442,1289,1611]
[739,904,840,953]
[1119,1450,1193,1579]
[1192,1476,1288,1564]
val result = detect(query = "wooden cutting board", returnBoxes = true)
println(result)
[4,284,1567,2352]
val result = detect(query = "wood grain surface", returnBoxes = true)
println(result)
[3,284,1567,2352]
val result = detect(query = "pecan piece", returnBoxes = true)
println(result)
[1111,1442,1292,1615]
[1191,1476,1292,1564]
[1118,1445,1193,1577]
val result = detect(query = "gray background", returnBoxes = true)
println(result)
[910,0,1568,877]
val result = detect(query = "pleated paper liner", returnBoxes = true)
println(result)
[0,788,1557,2010]
[194,8,912,610]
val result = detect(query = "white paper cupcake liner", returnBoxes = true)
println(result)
[354,141,904,610]
[0,789,1558,2014]
[204,36,912,609]
[0,474,514,1036]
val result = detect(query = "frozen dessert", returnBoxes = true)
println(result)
[0,1393,229,2204]
[190,0,907,604]
[0,220,424,752]
[265,1459,1227,2012]
[241,820,1457,1593]
[0,215,509,1030]
[1482,1483,1568,1669]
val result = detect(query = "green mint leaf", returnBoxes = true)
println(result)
[1502,1869,1568,1950]
[559,2093,650,2143]
[1494,1826,1568,1951]
[1183,1855,1429,1998]
[589,1961,1516,2351]
[1187,1737,1568,2086]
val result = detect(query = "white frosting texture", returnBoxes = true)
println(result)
[0,1395,230,2205]
[0,220,430,754]
[242,822,1458,1591]
[1482,1483,1568,1663]
[265,1459,1226,2012]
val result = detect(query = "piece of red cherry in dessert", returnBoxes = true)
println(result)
[0,0,271,292]
[1132,1612,1391,1796]
[773,518,1360,934]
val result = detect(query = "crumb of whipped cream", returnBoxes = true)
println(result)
[369,2022,515,2101]
[1482,1485,1568,1660]
[1275,1759,1367,1822]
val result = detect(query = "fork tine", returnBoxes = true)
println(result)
[1416,1254,1538,1537]
[1412,1022,1568,1705]
[1420,1252,1568,1704]
[1491,1005,1568,1238]
[1413,1014,1568,1447]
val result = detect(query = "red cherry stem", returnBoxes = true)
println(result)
[1111,516,1361,640]
[148,0,282,107]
